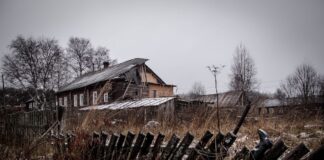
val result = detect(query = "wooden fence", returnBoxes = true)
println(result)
[50,130,324,160]
[0,109,56,147]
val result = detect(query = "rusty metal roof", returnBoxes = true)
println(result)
[79,97,175,111]
[191,91,243,107]
[58,58,148,92]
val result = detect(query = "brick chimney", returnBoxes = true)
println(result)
[103,61,110,68]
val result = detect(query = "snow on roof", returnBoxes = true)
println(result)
[58,58,148,92]
[79,97,175,111]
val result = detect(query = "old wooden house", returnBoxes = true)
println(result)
[56,58,175,108]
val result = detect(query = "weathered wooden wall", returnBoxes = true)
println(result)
[0,110,56,148]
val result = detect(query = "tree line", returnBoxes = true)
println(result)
[189,43,324,106]
[1,35,116,109]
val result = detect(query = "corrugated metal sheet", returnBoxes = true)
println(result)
[58,58,148,92]
[79,97,175,111]
[191,91,242,107]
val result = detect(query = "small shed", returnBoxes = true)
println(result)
[79,97,176,123]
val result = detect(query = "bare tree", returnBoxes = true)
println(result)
[54,53,72,89]
[274,88,286,101]
[189,81,206,98]
[87,46,117,71]
[280,64,321,105]
[229,43,258,94]
[67,37,94,76]
[2,36,63,108]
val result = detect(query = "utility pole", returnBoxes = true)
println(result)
[207,65,225,133]
[2,74,5,108]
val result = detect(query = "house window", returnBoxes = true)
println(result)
[93,91,98,105]
[153,90,157,98]
[73,94,78,107]
[63,96,68,107]
[79,94,84,106]
[104,92,109,103]
[59,98,63,106]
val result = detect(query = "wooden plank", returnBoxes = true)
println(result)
[282,143,309,160]
[120,131,135,160]
[171,132,194,160]
[301,144,324,160]
[105,133,118,160]
[128,132,145,160]
[114,134,125,160]
[208,132,224,153]
[90,132,100,160]
[232,146,250,160]
[203,132,226,160]
[151,133,165,160]
[262,138,287,160]
[139,132,154,157]
[187,130,213,160]
[98,131,108,159]
[160,134,180,160]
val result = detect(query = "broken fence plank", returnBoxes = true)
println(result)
[105,133,118,160]
[171,132,194,160]
[90,132,100,160]
[114,134,125,160]
[232,146,250,160]
[160,134,180,160]
[120,131,135,160]
[187,130,213,160]
[204,132,226,159]
[98,131,108,159]
[139,132,155,157]
[282,143,310,160]
[301,144,324,160]
[151,133,165,160]
[128,132,145,160]
[262,138,287,160]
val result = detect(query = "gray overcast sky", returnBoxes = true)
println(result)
[1,0,324,94]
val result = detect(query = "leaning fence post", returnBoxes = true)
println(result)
[105,133,118,160]
[301,144,324,160]
[139,132,154,157]
[98,131,108,159]
[120,131,135,160]
[232,146,250,160]
[90,132,100,160]
[128,132,145,160]
[160,134,180,160]
[282,143,310,160]
[187,130,213,160]
[150,132,165,160]
[171,132,194,160]
[262,138,287,160]
[113,133,125,160]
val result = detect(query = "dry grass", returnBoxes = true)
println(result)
[64,107,324,153]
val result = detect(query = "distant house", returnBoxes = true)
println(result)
[56,58,175,108]
[258,96,324,115]
[189,91,244,108]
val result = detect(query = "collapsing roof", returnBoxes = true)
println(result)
[58,58,148,92]
[79,97,175,111]
[190,91,243,107]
